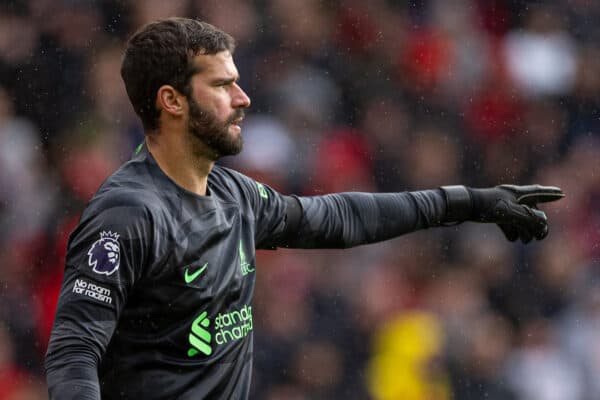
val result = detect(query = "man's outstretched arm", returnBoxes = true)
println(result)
[272,185,564,249]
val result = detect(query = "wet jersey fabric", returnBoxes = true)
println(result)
[45,144,447,400]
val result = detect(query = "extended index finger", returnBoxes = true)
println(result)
[499,184,565,206]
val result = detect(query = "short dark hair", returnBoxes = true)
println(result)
[121,18,235,131]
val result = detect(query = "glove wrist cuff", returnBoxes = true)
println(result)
[440,185,472,222]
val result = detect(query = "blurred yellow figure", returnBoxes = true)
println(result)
[367,311,450,400]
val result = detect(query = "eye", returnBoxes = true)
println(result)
[215,79,236,88]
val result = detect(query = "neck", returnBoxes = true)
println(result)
[145,131,214,196]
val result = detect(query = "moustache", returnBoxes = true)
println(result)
[227,109,245,125]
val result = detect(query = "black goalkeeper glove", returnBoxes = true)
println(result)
[440,184,564,243]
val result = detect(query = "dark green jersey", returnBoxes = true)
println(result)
[45,144,448,399]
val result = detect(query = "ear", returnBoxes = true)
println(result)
[156,85,186,118]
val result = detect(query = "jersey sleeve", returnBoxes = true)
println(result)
[280,190,448,249]
[45,199,154,400]
[220,168,448,249]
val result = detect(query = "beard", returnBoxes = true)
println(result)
[187,96,244,159]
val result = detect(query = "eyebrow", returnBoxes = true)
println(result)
[211,76,238,86]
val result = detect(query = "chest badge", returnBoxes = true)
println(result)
[239,241,255,276]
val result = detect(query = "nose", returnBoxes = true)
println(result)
[232,83,251,108]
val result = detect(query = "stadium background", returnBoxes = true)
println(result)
[1,0,599,399]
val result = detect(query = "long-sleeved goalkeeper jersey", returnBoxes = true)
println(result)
[45,144,448,399]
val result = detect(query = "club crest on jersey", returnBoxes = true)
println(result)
[88,231,121,276]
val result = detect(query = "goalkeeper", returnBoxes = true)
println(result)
[44,18,563,400]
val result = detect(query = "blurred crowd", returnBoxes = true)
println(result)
[0,0,599,399]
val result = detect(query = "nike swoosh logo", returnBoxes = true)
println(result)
[184,262,208,284]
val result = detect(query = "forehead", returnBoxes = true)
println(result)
[192,51,238,80]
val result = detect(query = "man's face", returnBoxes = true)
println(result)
[186,51,251,158]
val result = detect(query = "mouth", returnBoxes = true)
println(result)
[229,116,244,133]
[229,109,245,127]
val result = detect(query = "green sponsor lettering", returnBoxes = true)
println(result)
[189,305,254,351]
[240,305,250,320]
[212,305,254,345]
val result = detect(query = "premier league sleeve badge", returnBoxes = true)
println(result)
[87,231,121,276]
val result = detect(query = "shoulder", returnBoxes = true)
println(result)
[210,164,279,207]
[209,165,286,218]
[69,183,164,263]
[82,163,165,226]
[210,164,268,195]
[210,164,252,184]
[209,164,256,199]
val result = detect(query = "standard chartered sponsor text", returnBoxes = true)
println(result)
[187,304,253,357]
[214,304,253,345]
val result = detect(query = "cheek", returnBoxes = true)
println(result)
[214,105,231,122]
[214,93,234,117]
[198,93,231,121]
[210,110,234,129]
